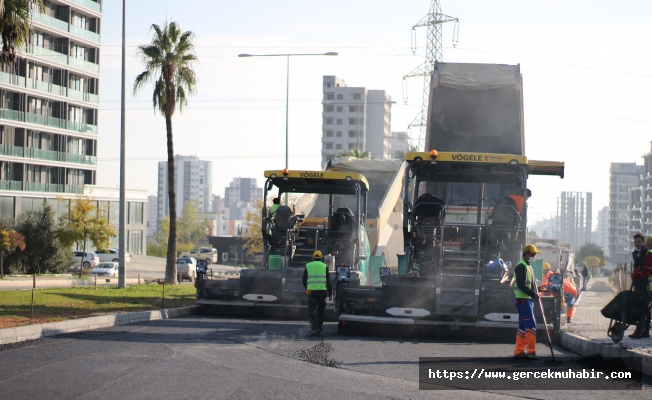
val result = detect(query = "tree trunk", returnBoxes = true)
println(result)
[1,249,4,279]
[165,112,178,284]
[79,242,86,279]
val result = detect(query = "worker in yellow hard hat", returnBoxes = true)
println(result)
[513,244,540,360]
[302,250,333,335]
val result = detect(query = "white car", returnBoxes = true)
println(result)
[73,251,100,269]
[90,262,119,277]
[176,257,197,282]
[94,249,131,263]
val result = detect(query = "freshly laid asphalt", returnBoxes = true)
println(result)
[1,316,650,399]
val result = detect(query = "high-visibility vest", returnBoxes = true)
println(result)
[513,260,534,299]
[306,261,328,291]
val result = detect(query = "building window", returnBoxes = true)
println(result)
[336,106,343,112]
[326,82,331,88]
[349,106,358,112]
[336,131,342,137]
[352,93,362,100]
[336,144,342,150]
[336,119,343,125]
[348,143,355,149]
[337,94,343,100]
[325,143,333,150]
[326,94,334,100]
[325,118,333,125]
[348,131,356,138]
[348,118,358,125]
[324,106,334,112]
[324,131,333,137]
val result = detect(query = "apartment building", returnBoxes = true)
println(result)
[608,162,644,264]
[384,131,408,159]
[321,76,392,164]
[0,1,148,254]
[157,155,213,225]
[626,142,652,243]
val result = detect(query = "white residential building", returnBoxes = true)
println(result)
[321,76,392,164]
[384,131,408,159]
[608,162,644,265]
[157,155,213,222]
[146,194,157,239]
[596,206,608,249]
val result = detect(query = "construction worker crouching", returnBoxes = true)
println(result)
[302,250,333,335]
[513,244,540,360]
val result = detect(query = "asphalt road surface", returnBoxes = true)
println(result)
[1,316,649,399]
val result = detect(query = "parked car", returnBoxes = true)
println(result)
[176,257,197,282]
[94,249,131,263]
[90,262,119,277]
[73,251,100,269]
[179,247,217,264]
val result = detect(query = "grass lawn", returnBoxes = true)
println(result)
[0,284,196,329]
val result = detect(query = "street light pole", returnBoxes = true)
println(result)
[118,0,127,288]
[239,52,338,206]
[284,55,289,205]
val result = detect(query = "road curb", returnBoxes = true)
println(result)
[0,306,199,345]
[0,278,143,287]
[560,331,652,376]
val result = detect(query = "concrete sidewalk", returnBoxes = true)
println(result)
[560,277,652,375]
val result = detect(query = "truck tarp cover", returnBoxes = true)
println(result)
[428,63,524,155]
[296,158,401,219]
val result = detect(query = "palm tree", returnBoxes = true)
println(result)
[133,21,197,284]
[0,0,44,66]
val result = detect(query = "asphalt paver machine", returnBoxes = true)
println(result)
[337,151,566,337]
[196,169,370,318]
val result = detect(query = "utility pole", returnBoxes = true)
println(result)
[403,0,458,151]
[118,0,127,288]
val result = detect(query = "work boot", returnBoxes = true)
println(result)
[567,317,571,323]
[514,353,529,359]
[641,331,651,338]
[527,352,539,360]
[628,331,643,339]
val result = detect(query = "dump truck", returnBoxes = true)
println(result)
[196,169,370,318]
[337,62,568,337]
[324,157,406,284]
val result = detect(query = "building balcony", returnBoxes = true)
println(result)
[26,45,99,75]
[1,109,98,135]
[0,145,97,166]
[0,180,22,190]
[32,11,69,32]
[0,71,98,104]
[67,56,99,74]
[24,182,64,193]
[70,0,101,13]
[69,24,100,44]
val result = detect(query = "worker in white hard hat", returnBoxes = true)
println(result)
[302,250,333,335]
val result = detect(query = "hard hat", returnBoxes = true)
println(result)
[543,263,550,270]
[646,236,652,248]
[313,250,323,259]
[522,244,540,254]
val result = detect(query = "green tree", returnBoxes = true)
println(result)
[8,202,73,274]
[56,196,116,278]
[243,199,264,255]
[133,21,197,284]
[576,242,606,267]
[335,147,374,159]
[152,200,207,257]
[584,255,601,268]
[0,0,44,65]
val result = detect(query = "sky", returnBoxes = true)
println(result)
[96,0,652,228]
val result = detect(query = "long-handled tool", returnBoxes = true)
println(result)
[537,295,562,365]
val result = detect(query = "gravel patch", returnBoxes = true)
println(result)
[295,341,341,368]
